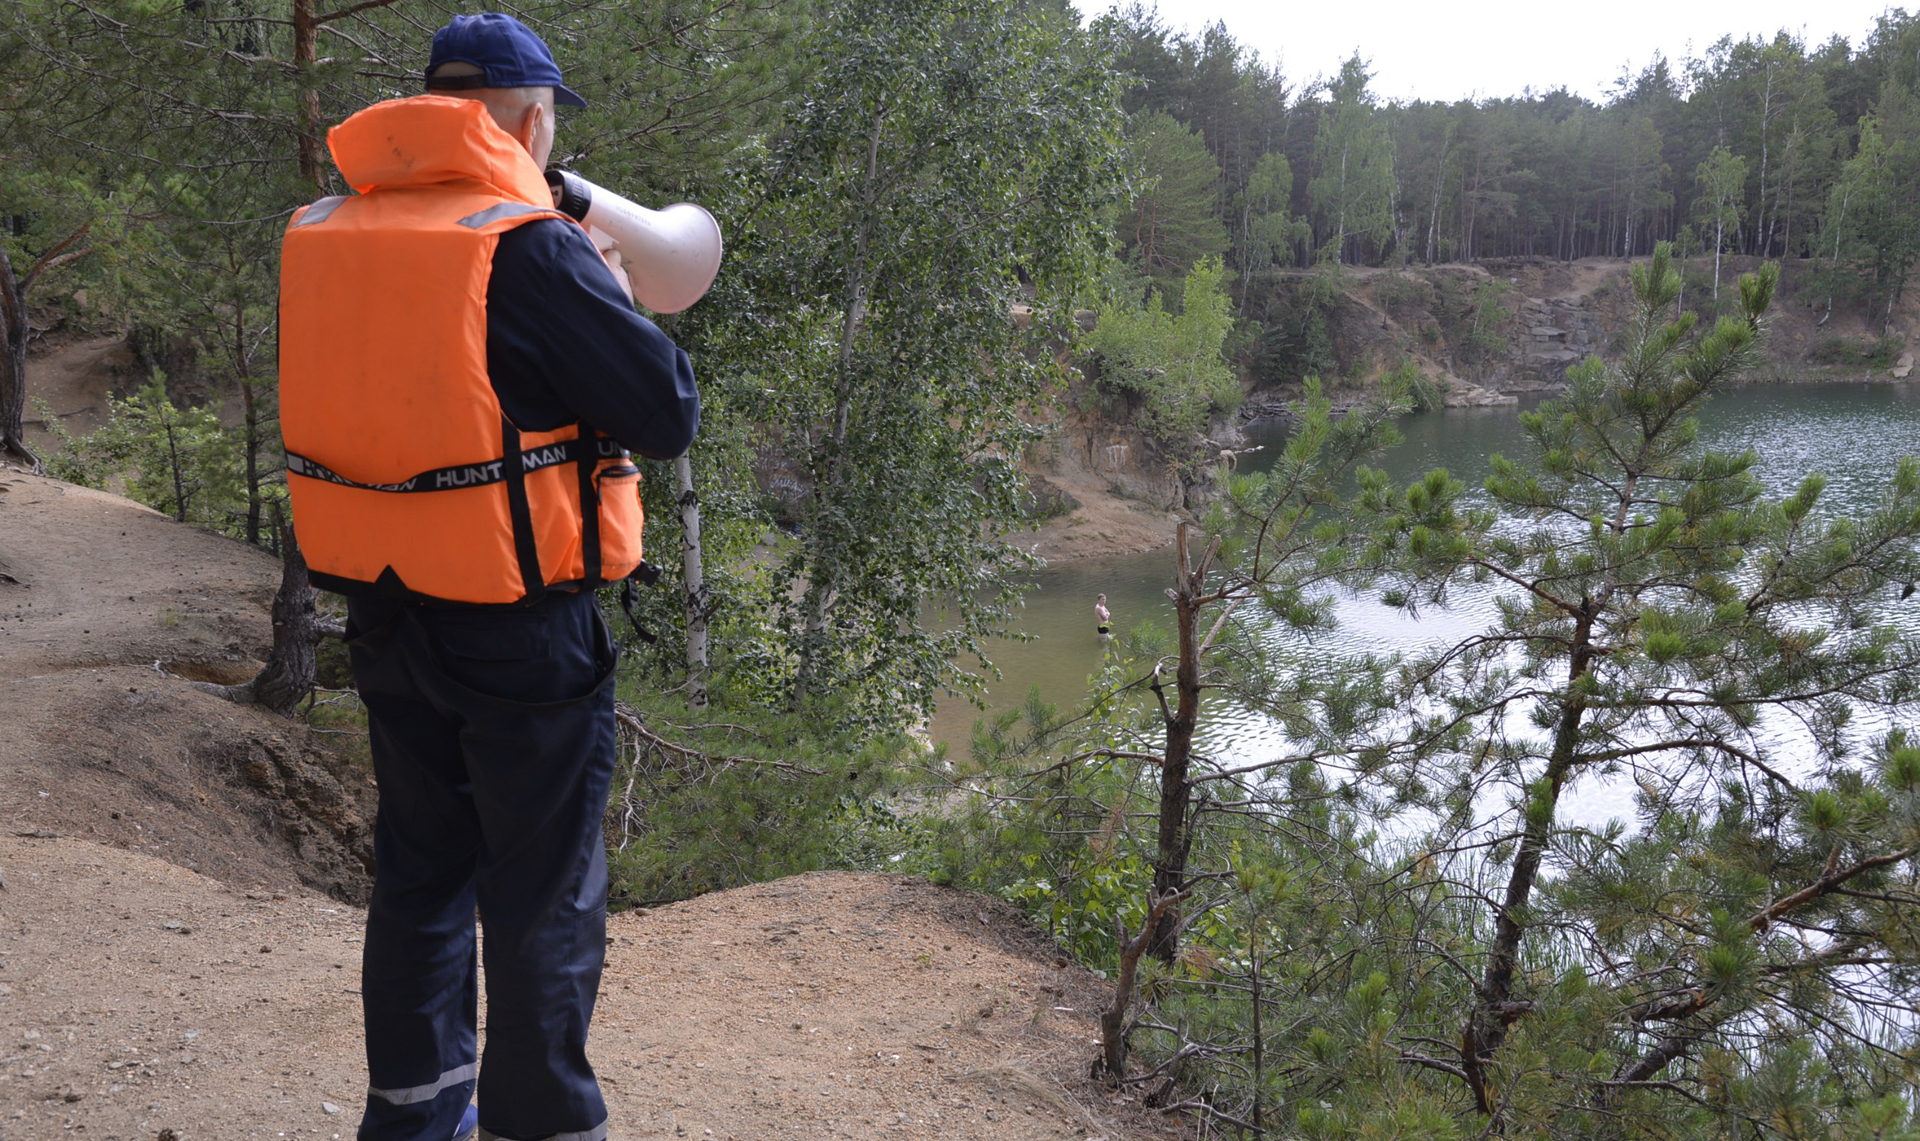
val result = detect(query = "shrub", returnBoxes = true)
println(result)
[1808,333,1905,369]
[38,373,253,536]
[1371,272,1431,318]
[1085,256,1240,446]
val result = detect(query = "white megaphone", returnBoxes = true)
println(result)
[545,170,723,314]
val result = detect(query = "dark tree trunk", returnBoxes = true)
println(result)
[1459,608,1594,1118]
[291,0,401,191]
[1146,523,1205,963]
[195,512,317,716]
[0,244,36,469]
[1095,887,1186,1082]
[292,0,327,191]
[1,228,91,471]
[252,518,318,715]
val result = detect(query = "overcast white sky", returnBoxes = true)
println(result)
[1071,1,1902,103]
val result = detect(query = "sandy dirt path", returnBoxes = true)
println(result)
[0,838,1173,1141]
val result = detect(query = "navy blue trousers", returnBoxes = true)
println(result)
[346,590,617,1141]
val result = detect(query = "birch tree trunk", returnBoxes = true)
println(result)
[792,101,883,709]
[1427,181,1442,265]
[1333,141,1349,264]
[1824,182,1850,323]
[1755,65,1773,255]
[674,452,708,709]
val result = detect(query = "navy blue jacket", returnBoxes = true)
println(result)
[484,218,700,460]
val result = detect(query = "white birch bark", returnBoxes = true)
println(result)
[674,452,709,709]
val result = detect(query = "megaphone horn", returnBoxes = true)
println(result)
[545,169,723,315]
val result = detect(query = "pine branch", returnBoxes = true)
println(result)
[314,0,402,26]
[19,226,92,296]
[1398,1051,1470,1081]
[1748,844,1920,933]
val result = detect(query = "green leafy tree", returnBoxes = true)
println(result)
[0,0,407,533]
[1100,4,1291,274]
[1309,55,1394,265]
[719,0,1125,729]
[1086,255,1238,447]
[1019,246,1915,1137]
[1694,144,1748,299]
[44,375,245,533]
[1238,150,1308,285]
[1768,60,1841,260]
[1451,101,1520,262]
[1614,111,1671,258]
[948,246,1920,1136]
[1819,94,1920,333]
[920,376,1410,1101]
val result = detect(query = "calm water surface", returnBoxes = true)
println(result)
[935,382,1920,826]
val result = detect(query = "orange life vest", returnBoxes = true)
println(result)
[280,95,643,605]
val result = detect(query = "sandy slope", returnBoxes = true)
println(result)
[0,469,1178,1140]
[0,469,376,902]
[0,839,1175,1141]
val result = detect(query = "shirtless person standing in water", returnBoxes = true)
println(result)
[1095,593,1111,638]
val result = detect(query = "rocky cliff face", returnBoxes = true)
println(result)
[1030,418,1195,511]
[1243,254,1915,423]
[1041,255,1920,555]
[1508,293,1612,387]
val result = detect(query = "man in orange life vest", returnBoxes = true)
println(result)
[278,14,698,1141]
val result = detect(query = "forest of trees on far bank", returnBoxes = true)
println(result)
[1111,2,1920,314]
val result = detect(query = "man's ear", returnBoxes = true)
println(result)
[515,102,545,152]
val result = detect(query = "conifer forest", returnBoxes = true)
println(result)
[7,1,1920,1135]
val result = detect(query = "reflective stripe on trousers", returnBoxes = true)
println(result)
[478,1125,608,1141]
[369,1062,480,1106]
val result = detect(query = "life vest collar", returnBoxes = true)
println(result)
[326,94,551,208]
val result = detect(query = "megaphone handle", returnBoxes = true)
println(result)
[580,224,633,304]
[599,247,636,305]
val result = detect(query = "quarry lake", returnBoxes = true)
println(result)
[933,380,1920,826]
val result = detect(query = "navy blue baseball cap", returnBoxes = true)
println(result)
[425,13,587,108]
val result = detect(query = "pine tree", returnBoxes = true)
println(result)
[1121,110,1230,287]
[1358,243,1920,1129]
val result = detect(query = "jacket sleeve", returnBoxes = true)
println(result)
[485,218,700,460]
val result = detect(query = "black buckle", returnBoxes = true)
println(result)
[618,570,658,644]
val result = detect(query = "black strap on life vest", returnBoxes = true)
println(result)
[286,431,639,602]
[285,436,629,495]
[498,417,547,603]
[618,566,659,644]
[576,427,603,588]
